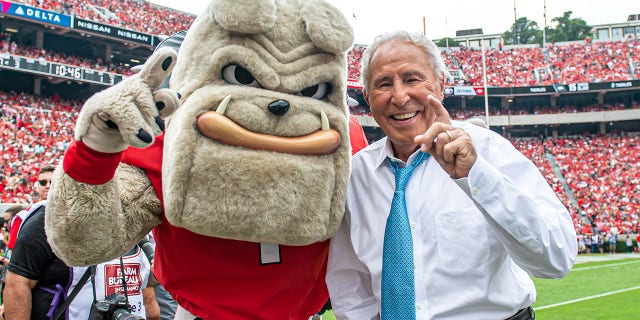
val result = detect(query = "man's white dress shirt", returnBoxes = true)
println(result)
[327,121,577,320]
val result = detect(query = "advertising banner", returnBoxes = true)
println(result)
[0,1,71,28]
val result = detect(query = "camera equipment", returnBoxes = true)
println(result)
[137,235,154,262]
[88,293,143,320]
[88,255,145,320]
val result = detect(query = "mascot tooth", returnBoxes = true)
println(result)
[46,0,368,318]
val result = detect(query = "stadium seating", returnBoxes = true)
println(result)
[550,134,640,236]
[347,39,640,88]
[18,0,196,36]
[2,0,639,248]
[1,90,637,239]
[0,91,79,203]
[0,36,134,76]
[14,0,640,85]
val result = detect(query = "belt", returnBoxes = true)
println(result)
[505,306,535,320]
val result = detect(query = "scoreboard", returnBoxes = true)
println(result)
[1,53,125,86]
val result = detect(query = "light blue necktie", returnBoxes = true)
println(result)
[381,151,428,320]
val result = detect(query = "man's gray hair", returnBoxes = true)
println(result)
[360,31,449,92]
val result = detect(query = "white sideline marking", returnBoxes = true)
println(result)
[571,260,640,271]
[536,286,640,310]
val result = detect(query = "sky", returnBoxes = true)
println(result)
[150,0,638,44]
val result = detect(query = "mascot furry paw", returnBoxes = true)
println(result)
[45,0,365,318]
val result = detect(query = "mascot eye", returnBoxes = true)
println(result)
[222,64,261,88]
[296,83,331,99]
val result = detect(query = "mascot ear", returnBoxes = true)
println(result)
[301,0,354,53]
[211,0,276,34]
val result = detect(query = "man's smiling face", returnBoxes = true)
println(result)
[364,39,444,157]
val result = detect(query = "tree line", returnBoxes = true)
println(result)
[437,11,592,47]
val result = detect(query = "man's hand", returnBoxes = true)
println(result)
[414,95,477,179]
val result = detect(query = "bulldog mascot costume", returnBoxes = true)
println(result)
[45,0,367,318]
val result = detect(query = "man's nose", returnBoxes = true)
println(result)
[390,82,410,107]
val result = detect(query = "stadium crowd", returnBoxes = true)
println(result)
[510,134,640,240]
[1,34,135,76]
[1,90,638,243]
[9,0,640,87]
[15,0,196,36]
[0,91,79,203]
[353,100,639,120]
[552,134,640,236]
[1,0,639,255]
[4,33,639,95]
[0,3,635,320]
[347,39,640,88]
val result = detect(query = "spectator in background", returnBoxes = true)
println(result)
[326,31,577,320]
[577,234,586,254]
[608,232,617,254]
[4,204,159,319]
[6,165,54,253]
[0,205,25,308]
[2,207,21,248]
[1,205,25,263]
[591,233,599,254]
[346,95,369,155]
[626,234,634,253]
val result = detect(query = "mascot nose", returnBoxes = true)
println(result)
[268,100,290,116]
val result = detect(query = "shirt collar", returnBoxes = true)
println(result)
[374,137,424,170]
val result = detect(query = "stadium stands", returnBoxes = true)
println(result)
[1,0,639,249]
[1,89,637,239]
[1,34,134,75]
[551,134,640,236]
[0,91,79,203]
[347,39,640,88]
[17,0,196,36]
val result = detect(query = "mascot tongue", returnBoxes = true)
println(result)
[197,96,341,155]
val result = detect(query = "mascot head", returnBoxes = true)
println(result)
[160,0,354,245]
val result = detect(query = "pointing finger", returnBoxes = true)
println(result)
[427,95,451,125]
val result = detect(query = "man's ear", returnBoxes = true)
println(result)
[363,90,370,106]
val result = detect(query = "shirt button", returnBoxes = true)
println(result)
[416,304,422,310]
[472,187,479,194]
[410,223,416,229]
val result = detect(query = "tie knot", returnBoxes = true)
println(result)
[389,152,428,191]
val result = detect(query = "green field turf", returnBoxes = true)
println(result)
[320,254,640,320]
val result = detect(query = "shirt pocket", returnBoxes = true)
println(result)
[434,208,490,269]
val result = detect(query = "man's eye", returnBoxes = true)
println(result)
[296,83,331,99]
[221,64,261,88]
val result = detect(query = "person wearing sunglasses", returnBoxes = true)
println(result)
[5,165,55,253]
